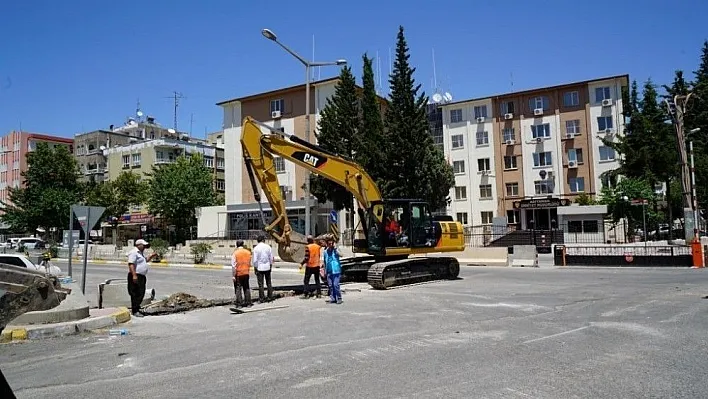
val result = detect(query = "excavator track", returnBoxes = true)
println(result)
[367,257,460,290]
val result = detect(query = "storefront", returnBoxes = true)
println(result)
[513,198,572,230]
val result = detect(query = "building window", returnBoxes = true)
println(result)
[503,155,517,170]
[452,160,465,174]
[534,180,553,195]
[479,184,493,199]
[568,220,599,233]
[531,123,551,139]
[500,101,515,115]
[456,212,468,225]
[216,157,225,169]
[481,211,494,224]
[131,153,141,166]
[502,128,515,142]
[451,134,464,149]
[566,120,581,135]
[507,210,520,224]
[563,91,580,107]
[215,179,225,191]
[477,158,491,172]
[595,87,611,102]
[569,177,585,193]
[602,174,616,189]
[270,99,285,113]
[473,106,488,119]
[204,156,214,168]
[599,146,616,161]
[279,185,290,200]
[122,155,130,168]
[476,131,489,146]
[567,148,584,164]
[454,186,467,200]
[529,96,549,111]
[274,156,286,173]
[505,182,519,197]
[533,152,552,167]
[450,109,463,123]
[598,116,614,131]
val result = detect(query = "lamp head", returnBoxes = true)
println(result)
[261,28,277,41]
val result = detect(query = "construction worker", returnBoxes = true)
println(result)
[299,235,322,298]
[231,240,252,308]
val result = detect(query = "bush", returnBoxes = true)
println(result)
[149,238,169,262]
[48,243,59,258]
[190,242,212,264]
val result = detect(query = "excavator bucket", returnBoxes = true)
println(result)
[0,264,71,331]
[277,230,308,264]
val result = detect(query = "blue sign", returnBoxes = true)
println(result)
[329,210,338,223]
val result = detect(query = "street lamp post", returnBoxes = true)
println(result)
[261,28,347,236]
[689,127,702,238]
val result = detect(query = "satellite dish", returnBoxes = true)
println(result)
[99,145,106,151]
[167,128,176,134]
[432,93,443,103]
[443,92,453,102]
[129,120,137,126]
[137,111,144,117]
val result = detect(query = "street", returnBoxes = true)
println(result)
[51,260,307,307]
[2,266,708,398]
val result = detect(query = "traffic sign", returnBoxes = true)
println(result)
[329,210,338,223]
[72,205,106,235]
[630,199,648,206]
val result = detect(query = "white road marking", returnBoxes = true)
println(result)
[523,326,589,344]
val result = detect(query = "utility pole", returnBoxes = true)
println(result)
[664,92,697,238]
[166,91,184,130]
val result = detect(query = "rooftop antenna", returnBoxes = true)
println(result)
[510,72,514,92]
[165,91,185,130]
[432,48,438,93]
[375,50,381,95]
[388,47,392,95]
[190,113,194,137]
[136,98,143,122]
[377,52,382,92]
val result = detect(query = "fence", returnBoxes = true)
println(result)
[463,220,685,248]
[555,245,693,267]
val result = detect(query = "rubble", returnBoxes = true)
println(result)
[141,291,296,315]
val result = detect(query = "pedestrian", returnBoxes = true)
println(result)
[231,240,252,308]
[127,239,157,317]
[299,235,322,298]
[323,237,342,304]
[252,235,274,303]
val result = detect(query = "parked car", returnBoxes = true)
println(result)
[0,253,62,275]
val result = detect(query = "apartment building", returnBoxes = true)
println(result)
[105,137,226,192]
[0,130,74,205]
[196,77,387,239]
[74,115,178,182]
[442,74,628,230]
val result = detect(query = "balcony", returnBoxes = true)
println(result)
[155,158,174,165]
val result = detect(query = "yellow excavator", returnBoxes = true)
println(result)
[240,117,465,289]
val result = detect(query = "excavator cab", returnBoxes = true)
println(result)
[363,199,440,256]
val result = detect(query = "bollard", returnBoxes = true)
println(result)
[691,236,704,269]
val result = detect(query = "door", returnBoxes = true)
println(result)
[410,202,436,248]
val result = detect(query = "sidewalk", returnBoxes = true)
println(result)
[2,307,131,343]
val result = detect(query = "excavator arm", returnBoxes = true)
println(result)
[240,116,381,263]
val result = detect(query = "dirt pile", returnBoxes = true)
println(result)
[141,291,296,316]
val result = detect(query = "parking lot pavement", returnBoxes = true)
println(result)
[51,261,307,307]
[3,267,708,398]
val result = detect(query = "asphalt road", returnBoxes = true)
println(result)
[3,267,708,398]
[50,260,309,307]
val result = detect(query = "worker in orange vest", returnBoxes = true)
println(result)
[231,240,253,308]
[300,235,323,298]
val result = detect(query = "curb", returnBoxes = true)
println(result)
[1,307,131,343]
[54,258,286,268]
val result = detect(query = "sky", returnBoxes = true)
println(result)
[1,0,707,138]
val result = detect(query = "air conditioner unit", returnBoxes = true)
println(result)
[271,110,282,119]
[476,117,485,123]
[505,139,515,145]
[601,99,613,107]
[536,137,543,143]
[565,133,575,139]
[481,170,490,175]
[533,108,543,116]
[504,113,513,120]
[568,160,577,168]
[604,128,613,133]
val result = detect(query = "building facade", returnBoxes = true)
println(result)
[442,74,628,230]
[74,116,180,183]
[0,131,74,205]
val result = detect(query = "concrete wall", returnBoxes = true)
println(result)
[196,205,228,238]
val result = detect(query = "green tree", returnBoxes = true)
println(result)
[358,53,386,183]
[688,40,708,208]
[147,154,216,244]
[309,66,360,217]
[85,171,149,245]
[599,177,657,239]
[381,26,454,210]
[0,142,82,234]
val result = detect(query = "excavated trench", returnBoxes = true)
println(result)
[141,290,298,316]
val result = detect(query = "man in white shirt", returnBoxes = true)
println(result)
[127,239,157,317]
[251,235,274,303]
